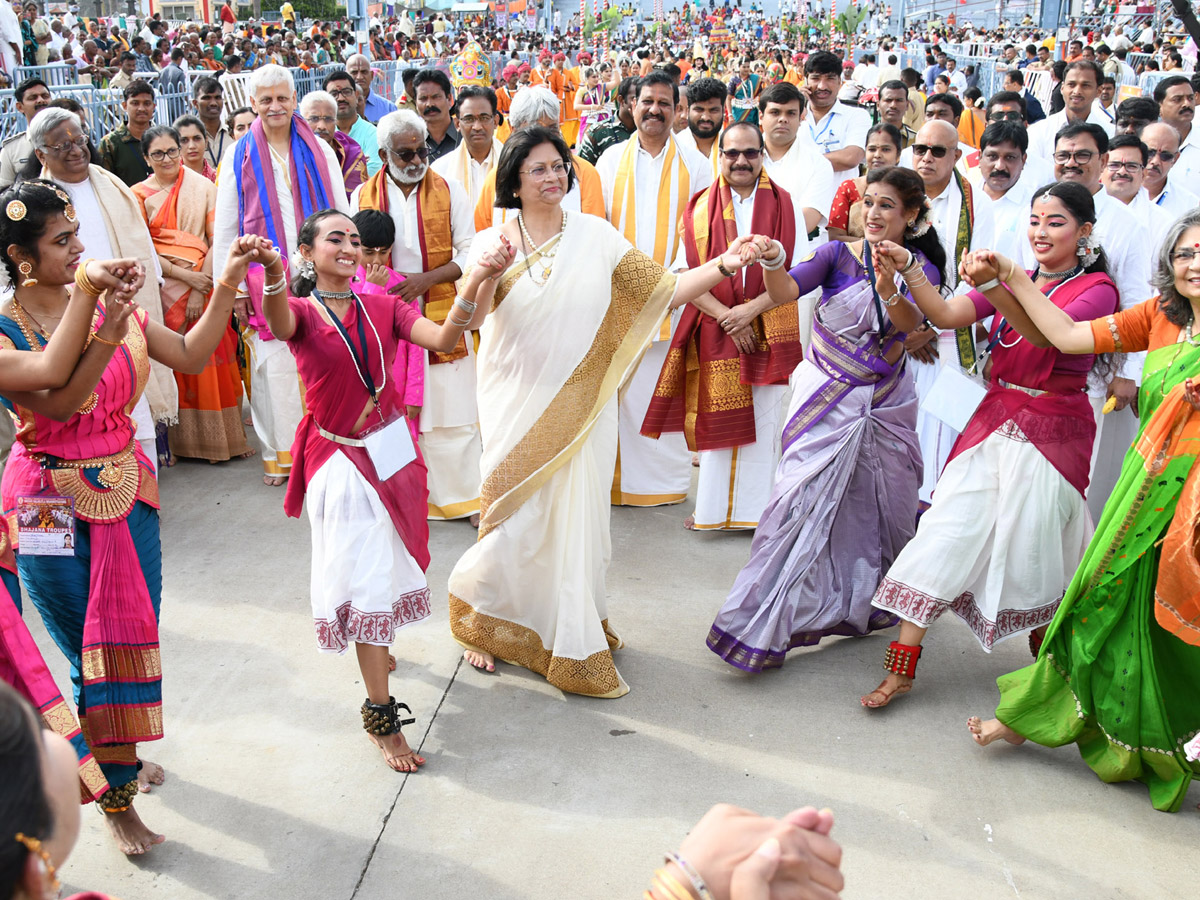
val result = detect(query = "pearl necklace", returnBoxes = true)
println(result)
[517,209,568,285]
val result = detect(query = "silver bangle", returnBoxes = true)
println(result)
[665,852,714,900]
[262,277,287,296]
[759,241,787,271]
[881,291,902,307]
[452,294,477,316]
[976,277,1002,293]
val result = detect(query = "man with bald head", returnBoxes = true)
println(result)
[907,117,996,505]
[1141,121,1199,218]
[347,53,397,123]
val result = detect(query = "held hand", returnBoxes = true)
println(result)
[1107,376,1139,416]
[873,239,910,271]
[872,245,899,294]
[905,324,939,364]
[85,258,144,296]
[233,296,250,325]
[960,249,1000,287]
[364,264,391,287]
[222,235,278,285]
[472,234,517,283]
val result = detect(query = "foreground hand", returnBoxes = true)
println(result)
[678,803,844,900]
[905,324,939,364]
[719,302,759,335]
[233,296,250,324]
[1185,378,1200,412]
[364,264,391,287]
[393,270,436,301]
[959,249,1000,288]
[872,239,910,271]
[731,325,758,354]
[406,404,421,421]
[472,234,517,283]
[94,295,134,344]
[222,235,277,284]
[1107,376,1139,416]
[722,234,774,272]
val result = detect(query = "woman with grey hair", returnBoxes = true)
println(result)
[964,208,1200,813]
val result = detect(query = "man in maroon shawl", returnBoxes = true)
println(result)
[642,121,805,531]
[301,89,368,199]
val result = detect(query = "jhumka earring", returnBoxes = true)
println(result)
[17,261,36,288]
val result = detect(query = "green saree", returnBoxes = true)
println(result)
[994,338,1200,812]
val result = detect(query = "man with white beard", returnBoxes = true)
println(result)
[351,110,479,523]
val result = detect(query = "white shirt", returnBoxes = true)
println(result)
[350,173,474,293]
[947,70,968,94]
[60,177,114,260]
[1149,177,1200,221]
[672,127,715,166]
[1173,126,1200,191]
[925,175,996,293]
[762,134,836,234]
[669,184,809,274]
[596,134,713,260]
[1126,188,1173,256]
[431,138,502,208]
[213,136,350,293]
[852,62,879,88]
[804,102,872,182]
[967,166,1035,262]
[1026,106,1117,163]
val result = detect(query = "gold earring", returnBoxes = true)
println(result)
[18,261,36,287]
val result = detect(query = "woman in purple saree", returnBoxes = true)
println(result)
[707,168,947,673]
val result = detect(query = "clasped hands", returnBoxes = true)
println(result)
[716,236,784,352]
[87,258,145,344]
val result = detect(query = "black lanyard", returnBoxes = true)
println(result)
[861,240,888,335]
[313,289,378,406]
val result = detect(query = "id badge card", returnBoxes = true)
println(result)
[17,494,76,556]
[363,415,417,482]
[920,364,988,433]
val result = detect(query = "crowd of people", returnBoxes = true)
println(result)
[1,1,1200,898]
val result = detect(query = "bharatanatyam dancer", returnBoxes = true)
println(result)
[967,209,1200,813]
[863,182,1120,708]
[450,127,770,697]
[263,209,511,772]
[0,180,248,853]
[707,167,944,673]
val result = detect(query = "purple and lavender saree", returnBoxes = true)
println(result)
[708,240,936,672]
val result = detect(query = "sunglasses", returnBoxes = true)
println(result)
[720,148,762,161]
[388,146,429,163]
[912,144,950,159]
[1147,148,1177,162]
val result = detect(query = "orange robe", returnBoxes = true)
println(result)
[496,85,515,143]
[473,154,606,231]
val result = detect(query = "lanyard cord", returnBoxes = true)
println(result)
[312,290,387,416]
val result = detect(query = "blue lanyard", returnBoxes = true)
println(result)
[861,240,887,335]
[809,107,836,146]
[312,289,379,405]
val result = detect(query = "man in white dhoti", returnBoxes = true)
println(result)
[351,110,477,521]
[643,122,807,531]
[907,119,995,505]
[213,64,350,485]
[596,70,713,506]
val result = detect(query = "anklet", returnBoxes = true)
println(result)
[97,780,139,814]
[361,697,415,736]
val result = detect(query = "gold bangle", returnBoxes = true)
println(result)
[651,869,697,900]
[74,259,101,297]
[716,259,735,278]
[89,331,123,347]
[216,278,241,295]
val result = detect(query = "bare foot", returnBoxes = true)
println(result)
[103,807,165,856]
[683,514,697,531]
[469,512,480,528]
[368,730,426,773]
[860,673,913,708]
[136,760,165,793]
[235,447,258,459]
[463,648,495,672]
[967,716,1027,747]
[262,474,285,486]
[388,654,396,672]
[243,414,253,426]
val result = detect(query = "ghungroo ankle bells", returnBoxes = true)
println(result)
[97,780,139,814]
[360,697,415,736]
[883,641,922,679]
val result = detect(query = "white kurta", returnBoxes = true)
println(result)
[1026,106,1117,163]
[597,134,713,506]
[351,172,479,518]
[911,177,996,503]
[213,134,350,476]
[431,137,501,207]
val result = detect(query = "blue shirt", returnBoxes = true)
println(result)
[363,92,398,125]
[349,117,382,176]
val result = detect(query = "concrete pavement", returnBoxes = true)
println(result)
[25,452,1197,900]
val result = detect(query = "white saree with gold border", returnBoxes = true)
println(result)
[447,213,676,698]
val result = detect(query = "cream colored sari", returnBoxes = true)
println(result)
[448,212,676,698]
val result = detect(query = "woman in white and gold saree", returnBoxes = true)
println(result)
[449,126,770,698]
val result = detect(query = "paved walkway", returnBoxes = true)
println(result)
[29,454,1196,900]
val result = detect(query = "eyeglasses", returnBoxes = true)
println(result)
[388,145,429,162]
[457,114,494,126]
[520,161,569,180]
[328,87,356,99]
[44,135,89,155]
[1146,148,1177,162]
[148,146,181,161]
[720,148,762,161]
[1053,149,1096,164]
[1172,248,1199,264]
[306,115,335,124]
[912,144,950,158]
[1105,160,1143,173]
[987,110,1023,122]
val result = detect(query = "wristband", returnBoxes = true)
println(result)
[217,278,241,295]
[716,259,736,278]
[976,277,1002,293]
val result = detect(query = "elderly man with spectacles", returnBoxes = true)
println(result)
[352,109,480,524]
